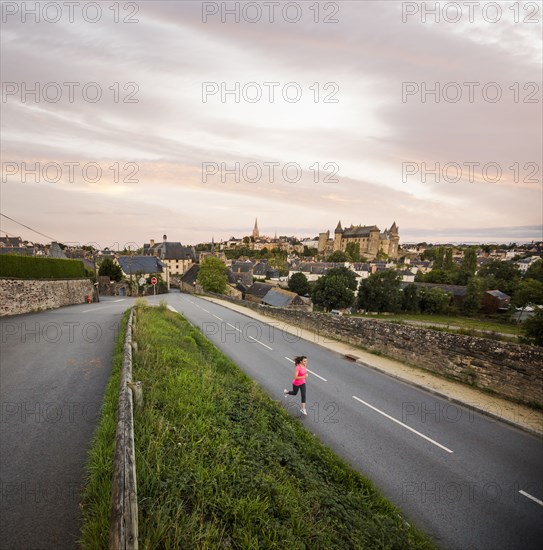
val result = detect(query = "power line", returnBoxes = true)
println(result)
[0,213,59,242]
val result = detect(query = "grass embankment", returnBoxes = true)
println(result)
[80,303,434,549]
[355,313,520,337]
[79,311,128,547]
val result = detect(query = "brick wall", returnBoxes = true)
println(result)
[203,293,543,407]
[0,278,94,316]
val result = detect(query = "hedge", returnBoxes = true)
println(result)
[0,254,88,279]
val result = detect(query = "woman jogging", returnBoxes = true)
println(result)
[284,355,308,415]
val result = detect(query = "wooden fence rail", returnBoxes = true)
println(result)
[109,307,138,549]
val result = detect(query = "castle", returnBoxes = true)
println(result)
[318,221,400,260]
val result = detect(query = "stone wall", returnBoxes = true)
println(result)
[201,293,543,407]
[0,278,94,316]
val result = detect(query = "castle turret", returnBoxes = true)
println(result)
[333,221,343,251]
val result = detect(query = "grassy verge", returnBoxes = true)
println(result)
[79,310,129,549]
[80,303,434,549]
[354,313,520,337]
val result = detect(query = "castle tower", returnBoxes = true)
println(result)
[252,218,260,239]
[333,221,343,251]
[388,222,400,258]
[318,230,330,255]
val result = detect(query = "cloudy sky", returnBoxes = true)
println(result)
[1,0,542,248]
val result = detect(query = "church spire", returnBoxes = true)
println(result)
[252,218,260,239]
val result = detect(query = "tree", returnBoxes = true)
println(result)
[302,246,318,257]
[326,267,358,290]
[312,267,357,310]
[402,283,420,313]
[312,275,355,311]
[433,247,445,269]
[478,260,521,295]
[99,258,123,282]
[424,269,457,284]
[345,242,361,262]
[419,287,450,314]
[375,248,389,261]
[443,248,455,271]
[522,308,543,346]
[458,247,477,285]
[513,280,543,309]
[358,270,401,313]
[197,257,227,294]
[525,259,543,282]
[462,277,484,315]
[288,272,310,296]
[327,250,348,262]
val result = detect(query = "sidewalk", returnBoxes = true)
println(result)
[202,296,543,437]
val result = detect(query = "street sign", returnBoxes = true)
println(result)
[139,277,146,286]
[151,276,157,285]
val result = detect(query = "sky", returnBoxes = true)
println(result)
[1,0,542,249]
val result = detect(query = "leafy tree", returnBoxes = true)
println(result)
[458,247,477,285]
[443,248,455,271]
[288,272,310,296]
[326,267,358,290]
[522,308,543,346]
[513,280,543,309]
[312,267,357,310]
[358,270,401,313]
[376,249,389,261]
[345,242,361,262]
[525,259,543,282]
[419,287,450,314]
[424,269,457,284]
[302,246,318,257]
[414,271,425,282]
[99,258,123,282]
[197,257,227,294]
[327,250,348,262]
[402,284,420,313]
[478,260,521,295]
[312,275,355,311]
[433,247,445,269]
[462,277,484,315]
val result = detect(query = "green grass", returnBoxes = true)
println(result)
[354,313,521,337]
[79,311,129,549]
[80,304,435,549]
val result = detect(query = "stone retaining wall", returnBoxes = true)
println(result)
[0,278,94,316]
[203,293,543,407]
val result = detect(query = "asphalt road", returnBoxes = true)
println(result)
[158,291,543,550]
[1,293,542,549]
[0,297,135,550]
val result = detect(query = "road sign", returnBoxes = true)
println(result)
[139,277,146,286]
[151,276,157,285]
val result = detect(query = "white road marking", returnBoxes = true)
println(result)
[308,369,327,382]
[284,357,327,381]
[227,322,242,332]
[201,308,210,313]
[212,314,223,320]
[82,305,114,313]
[519,490,543,507]
[352,395,454,454]
[112,299,125,302]
[248,336,272,350]
[167,305,178,313]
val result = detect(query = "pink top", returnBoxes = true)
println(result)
[292,364,307,386]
